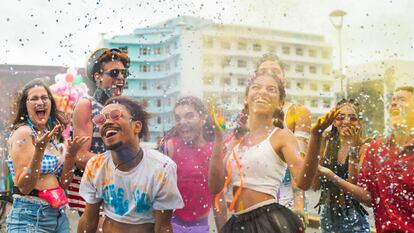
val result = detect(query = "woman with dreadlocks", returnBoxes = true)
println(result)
[313,99,370,233]
[208,71,339,233]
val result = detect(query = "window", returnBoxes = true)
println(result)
[221,58,231,67]
[309,66,317,74]
[238,42,247,50]
[140,64,150,72]
[154,47,161,55]
[154,64,161,72]
[157,99,161,107]
[282,46,290,54]
[322,65,330,75]
[237,78,245,86]
[323,83,331,92]
[295,64,304,73]
[268,46,276,53]
[119,46,128,54]
[310,82,318,91]
[222,77,231,85]
[157,116,161,124]
[141,81,148,90]
[165,62,170,71]
[309,49,317,57]
[237,60,247,68]
[221,41,230,49]
[140,47,150,55]
[203,75,214,85]
[296,47,303,56]
[283,64,291,72]
[203,37,213,48]
[296,81,304,90]
[253,44,262,51]
[323,99,331,108]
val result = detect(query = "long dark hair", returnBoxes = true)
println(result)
[316,99,366,216]
[233,71,286,139]
[10,78,61,131]
[166,96,215,142]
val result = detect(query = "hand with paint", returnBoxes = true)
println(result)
[66,136,90,158]
[209,98,226,133]
[34,124,62,152]
[311,108,340,135]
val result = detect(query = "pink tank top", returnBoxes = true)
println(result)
[170,137,213,222]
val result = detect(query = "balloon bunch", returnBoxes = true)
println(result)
[50,68,88,139]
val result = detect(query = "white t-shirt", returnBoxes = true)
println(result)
[79,149,184,224]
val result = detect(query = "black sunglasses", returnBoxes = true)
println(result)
[103,69,129,79]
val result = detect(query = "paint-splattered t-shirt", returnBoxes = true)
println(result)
[79,148,184,224]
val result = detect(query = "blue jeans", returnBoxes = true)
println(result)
[320,204,370,233]
[6,195,70,233]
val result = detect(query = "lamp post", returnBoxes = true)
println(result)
[329,9,347,99]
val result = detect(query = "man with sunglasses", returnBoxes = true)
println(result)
[318,86,414,233]
[78,96,183,233]
[68,48,130,217]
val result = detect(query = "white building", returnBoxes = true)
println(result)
[105,16,338,142]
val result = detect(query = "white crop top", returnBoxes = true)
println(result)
[228,128,287,198]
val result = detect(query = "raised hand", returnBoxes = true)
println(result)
[66,136,90,158]
[209,98,226,138]
[311,108,340,135]
[34,124,61,152]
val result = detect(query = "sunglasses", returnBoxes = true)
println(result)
[93,109,124,125]
[335,114,359,122]
[103,69,129,79]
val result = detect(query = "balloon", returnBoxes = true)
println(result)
[65,74,74,83]
[73,75,83,85]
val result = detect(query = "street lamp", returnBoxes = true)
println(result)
[329,9,347,99]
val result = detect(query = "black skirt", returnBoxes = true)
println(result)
[220,202,304,233]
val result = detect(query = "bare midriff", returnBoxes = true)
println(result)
[103,217,154,233]
[233,186,275,212]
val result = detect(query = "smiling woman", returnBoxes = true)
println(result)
[5,78,88,233]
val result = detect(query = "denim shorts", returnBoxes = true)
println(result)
[320,204,370,233]
[6,195,70,233]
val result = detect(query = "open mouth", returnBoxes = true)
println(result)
[35,110,47,118]
[112,84,124,96]
[102,125,121,139]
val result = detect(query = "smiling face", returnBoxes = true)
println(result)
[95,60,126,97]
[26,86,52,127]
[333,104,361,136]
[245,74,283,117]
[390,90,414,131]
[99,104,141,150]
[174,104,205,145]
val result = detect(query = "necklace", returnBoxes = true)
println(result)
[114,148,143,170]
